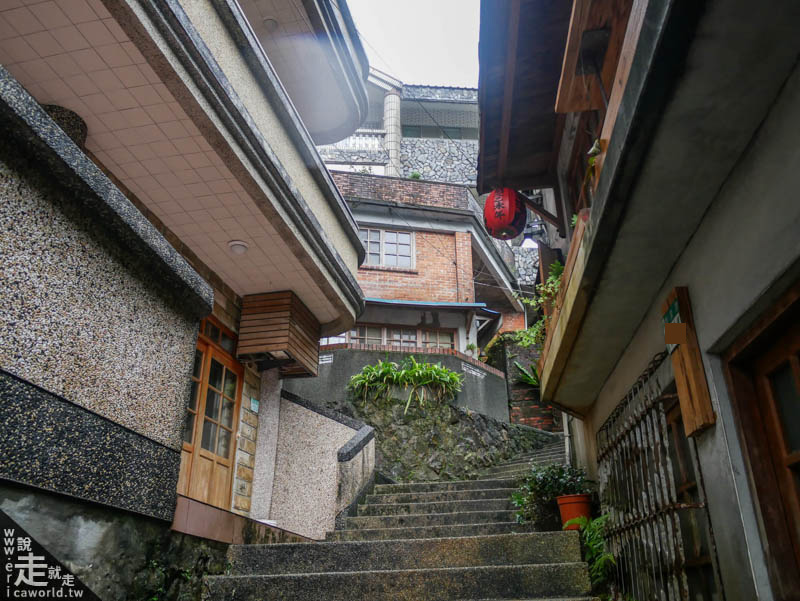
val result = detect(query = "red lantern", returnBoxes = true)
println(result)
[484,188,527,239]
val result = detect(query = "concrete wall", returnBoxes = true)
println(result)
[268,398,374,540]
[0,146,198,452]
[284,347,510,422]
[176,0,359,275]
[577,62,800,601]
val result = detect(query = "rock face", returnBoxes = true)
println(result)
[320,393,554,482]
[399,138,478,185]
[513,246,539,285]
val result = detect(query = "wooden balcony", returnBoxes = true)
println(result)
[537,208,591,410]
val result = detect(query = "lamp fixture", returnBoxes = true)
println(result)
[228,240,249,255]
[263,17,279,33]
[520,219,546,249]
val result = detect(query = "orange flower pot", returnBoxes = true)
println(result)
[557,493,592,529]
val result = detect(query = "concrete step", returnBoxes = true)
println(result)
[343,509,517,530]
[327,521,527,541]
[228,532,581,575]
[203,562,592,600]
[375,478,517,495]
[357,498,512,516]
[366,488,518,505]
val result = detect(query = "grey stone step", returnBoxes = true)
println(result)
[486,467,531,479]
[357,498,512,516]
[228,532,581,575]
[366,488,518,505]
[344,509,517,530]
[375,478,517,495]
[327,521,528,541]
[203,562,592,600]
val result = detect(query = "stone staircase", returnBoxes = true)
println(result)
[484,439,567,480]
[204,443,591,600]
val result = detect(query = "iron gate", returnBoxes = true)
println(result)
[597,352,721,601]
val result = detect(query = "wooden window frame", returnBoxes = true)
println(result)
[178,315,244,510]
[723,279,800,600]
[359,228,415,269]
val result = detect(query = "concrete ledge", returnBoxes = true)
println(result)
[337,425,375,462]
[0,67,213,319]
[0,370,179,521]
[171,495,309,545]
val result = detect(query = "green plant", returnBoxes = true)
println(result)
[465,342,477,353]
[511,463,590,530]
[347,356,463,414]
[570,213,578,227]
[513,259,564,347]
[565,514,616,592]
[410,171,421,179]
[514,361,539,387]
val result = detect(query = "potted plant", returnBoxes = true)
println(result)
[557,487,593,530]
[511,463,591,531]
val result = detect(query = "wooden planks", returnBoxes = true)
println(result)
[555,0,635,114]
[661,287,716,436]
[236,291,321,377]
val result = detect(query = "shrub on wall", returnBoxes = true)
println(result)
[347,356,463,414]
[337,357,553,482]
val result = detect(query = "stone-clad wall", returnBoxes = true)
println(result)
[402,85,478,102]
[231,368,261,515]
[318,147,388,165]
[0,145,198,453]
[399,138,478,185]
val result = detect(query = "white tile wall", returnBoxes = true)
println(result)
[0,0,338,323]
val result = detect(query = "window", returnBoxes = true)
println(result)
[359,228,413,268]
[441,127,462,140]
[350,325,382,345]
[320,325,454,349]
[388,328,417,348]
[422,330,454,349]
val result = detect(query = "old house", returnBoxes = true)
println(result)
[478,0,800,600]
[285,169,527,421]
[318,67,480,184]
[0,0,378,591]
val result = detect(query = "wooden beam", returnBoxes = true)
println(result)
[497,0,521,185]
[555,0,634,114]
[520,195,559,227]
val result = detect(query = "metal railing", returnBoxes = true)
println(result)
[320,129,385,152]
[597,352,720,601]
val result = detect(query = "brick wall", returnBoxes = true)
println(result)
[332,170,472,210]
[358,231,475,303]
[509,386,561,431]
[499,311,526,333]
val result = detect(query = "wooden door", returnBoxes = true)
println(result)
[177,330,243,509]
[752,321,800,575]
[726,284,800,601]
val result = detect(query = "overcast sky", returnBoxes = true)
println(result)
[346,0,480,88]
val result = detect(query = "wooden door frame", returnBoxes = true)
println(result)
[180,316,243,510]
[723,279,800,600]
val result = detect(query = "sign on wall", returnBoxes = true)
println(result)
[662,287,716,436]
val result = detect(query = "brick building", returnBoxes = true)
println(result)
[324,171,525,353]
[285,171,528,422]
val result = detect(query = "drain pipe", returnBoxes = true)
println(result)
[563,413,572,465]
